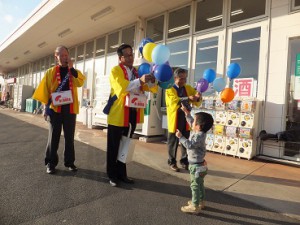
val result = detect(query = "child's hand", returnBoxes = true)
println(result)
[175,129,182,138]
[181,103,190,115]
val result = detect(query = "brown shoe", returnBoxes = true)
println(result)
[188,200,205,209]
[170,164,180,172]
[181,204,201,214]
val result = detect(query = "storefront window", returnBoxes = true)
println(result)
[95,36,106,57]
[195,0,223,32]
[168,6,191,39]
[146,15,164,42]
[160,39,190,109]
[194,36,219,83]
[76,44,84,63]
[107,31,119,54]
[285,38,300,160]
[50,55,55,68]
[167,39,189,70]
[230,27,261,84]
[69,48,76,62]
[121,26,135,48]
[84,41,94,99]
[105,54,118,75]
[230,0,266,23]
[85,40,94,60]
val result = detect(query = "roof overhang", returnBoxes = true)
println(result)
[0,0,190,75]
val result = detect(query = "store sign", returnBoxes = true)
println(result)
[6,78,16,84]
[233,78,257,97]
[294,53,300,100]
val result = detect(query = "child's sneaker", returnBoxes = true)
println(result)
[181,204,201,214]
[187,200,205,209]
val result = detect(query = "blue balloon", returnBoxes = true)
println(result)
[158,76,174,89]
[153,63,173,82]
[203,68,216,83]
[138,63,151,77]
[139,38,154,56]
[151,44,170,65]
[227,63,241,79]
[213,77,226,92]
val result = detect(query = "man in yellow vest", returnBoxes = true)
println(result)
[33,45,85,174]
[106,44,157,187]
[165,68,202,172]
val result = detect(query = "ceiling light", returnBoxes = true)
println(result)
[91,6,114,21]
[170,51,188,56]
[168,24,190,33]
[173,64,186,67]
[95,49,105,53]
[38,42,47,48]
[110,44,119,49]
[199,45,218,50]
[231,9,244,16]
[231,57,242,61]
[196,61,216,65]
[237,37,260,44]
[207,15,222,22]
[58,29,72,38]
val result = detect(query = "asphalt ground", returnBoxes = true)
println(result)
[0,111,299,225]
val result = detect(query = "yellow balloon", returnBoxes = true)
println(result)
[143,42,156,62]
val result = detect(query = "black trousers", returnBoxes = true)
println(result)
[167,130,189,166]
[45,105,76,167]
[107,108,136,180]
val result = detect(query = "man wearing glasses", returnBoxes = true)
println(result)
[105,44,157,187]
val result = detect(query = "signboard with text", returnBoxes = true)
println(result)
[233,78,257,97]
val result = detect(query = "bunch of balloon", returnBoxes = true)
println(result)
[220,63,241,103]
[139,37,154,58]
[138,38,173,89]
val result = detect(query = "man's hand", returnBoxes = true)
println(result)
[175,129,182,138]
[67,57,74,69]
[189,92,202,102]
[139,73,155,84]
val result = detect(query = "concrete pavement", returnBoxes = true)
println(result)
[1,107,300,221]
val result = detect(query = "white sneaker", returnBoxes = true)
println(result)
[181,204,201,214]
[188,200,205,209]
[109,179,117,187]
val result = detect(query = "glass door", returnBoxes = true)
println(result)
[225,21,269,100]
[191,31,226,95]
[284,38,300,162]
